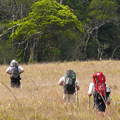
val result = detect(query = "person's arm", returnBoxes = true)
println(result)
[20,70,24,74]
[106,94,110,105]
[58,76,64,86]
[75,79,80,90]
[58,81,63,86]
[88,93,92,96]
[6,67,11,75]
[6,71,11,75]
[106,86,111,105]
[88,82,94,96]
[19,66,24,74]
[76,85,80,90]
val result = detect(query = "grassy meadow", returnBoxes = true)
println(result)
[0,60,120,120]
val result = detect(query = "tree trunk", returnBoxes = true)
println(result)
[29,41,36,62]
[60,0,63,4]
[12,0,16,48]
[95,28,102,60]
[84,33,90,53]
[97,48,103,61]
[110,46,120,59]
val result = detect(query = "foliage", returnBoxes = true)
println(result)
[98,23,120,59]
[9,0,83,63]
[89,0,117,21]
[0,0,120,64]
[83,0,118,60]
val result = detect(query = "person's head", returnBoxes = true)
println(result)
[10,59,18,66]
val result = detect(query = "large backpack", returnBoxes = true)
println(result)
[93,72,106,97]
[11,65,20,78]
[63,70,76,94]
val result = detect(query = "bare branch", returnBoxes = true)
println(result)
[16,31,43,57]
[0,24,21,38]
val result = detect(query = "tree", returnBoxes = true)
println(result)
[9,0,83,62]
[60,0,119,60]
[0,0,41,64]
[98,23,120,59]
[83,0,118,60]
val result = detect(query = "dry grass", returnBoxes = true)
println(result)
[0,60,120,120]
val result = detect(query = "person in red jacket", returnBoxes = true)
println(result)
[88,78,111,117]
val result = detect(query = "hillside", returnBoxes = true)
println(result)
[0,60,120,119]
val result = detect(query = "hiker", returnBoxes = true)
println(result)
[6,60,24,88]
[88,72,111,117]
[58,70,80,104]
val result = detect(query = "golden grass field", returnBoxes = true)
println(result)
[0,60,120,120]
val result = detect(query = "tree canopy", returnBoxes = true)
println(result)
[0,0,120,64]
[9,0,83,63]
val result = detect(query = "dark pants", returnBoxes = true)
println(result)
[10,76,21,88]
[93,94,106,112]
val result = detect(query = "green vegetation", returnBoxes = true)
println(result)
[0,0,120,64]
[9,0,83,63]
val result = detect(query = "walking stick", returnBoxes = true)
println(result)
[76,88,79,106]
[89,96,90,109]
[20,81,23,89]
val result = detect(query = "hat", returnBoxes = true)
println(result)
[10,60,18,66]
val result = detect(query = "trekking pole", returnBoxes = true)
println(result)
[89,96,90,110]
[20,84,23,89]
[76,88,79,106]
[20,81,23,89]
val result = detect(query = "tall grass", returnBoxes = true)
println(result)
[0,60,120,120]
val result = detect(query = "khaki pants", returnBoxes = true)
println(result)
[63,93,76,104]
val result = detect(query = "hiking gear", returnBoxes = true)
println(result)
[106,86,111,93]
[93,72,106,97]
[89,96,90,109]
[63,70,76,94]
[106,86,111,97]
[76,88,79,106]
[65,70,76,80]
[11,65,20,78]
[20,84,23,89]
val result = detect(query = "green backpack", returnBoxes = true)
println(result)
[63,70,76,94]
[11,65,20,78]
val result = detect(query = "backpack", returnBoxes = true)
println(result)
[11,65,20,78]
[63,70,76,94]
[93,72,106,98]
